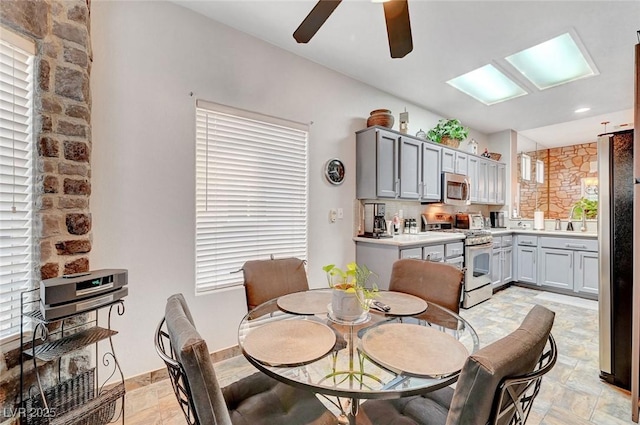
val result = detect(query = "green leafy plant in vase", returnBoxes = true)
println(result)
[323,262,378,321]
[427,119,470,148]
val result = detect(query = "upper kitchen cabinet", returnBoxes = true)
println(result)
[441,147,468,175]
[357,127,441,202]
[468,157,505,206]
[399,137,422,199]
[421,143,442,201]
[356,128,399,199]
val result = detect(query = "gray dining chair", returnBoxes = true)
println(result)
[356,304,557,425]
[242,257,309,311]
[387,259,464,329]
[155,293,339,425]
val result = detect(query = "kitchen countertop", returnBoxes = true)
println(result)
[489,228,598,238]
[354,229,598,246]
[353,233,465,247]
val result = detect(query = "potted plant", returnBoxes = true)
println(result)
[427,119,470,148]
[322,262,378,321]
[573,198,598,219]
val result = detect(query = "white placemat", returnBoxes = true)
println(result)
[243,320,336,366]
[361,323,468,377]
[277,291,332,315]
[375,292,428,316]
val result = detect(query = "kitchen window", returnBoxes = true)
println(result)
[195,100,308,294]
[0,29,35,340]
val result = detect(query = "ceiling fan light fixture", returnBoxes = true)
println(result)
[447,64,528,106]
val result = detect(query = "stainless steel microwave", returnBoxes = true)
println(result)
[442,172,471,206]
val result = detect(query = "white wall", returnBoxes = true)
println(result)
[90,0,487,378]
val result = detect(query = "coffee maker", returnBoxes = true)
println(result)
[363,203,390,238]
[489,211,506,228]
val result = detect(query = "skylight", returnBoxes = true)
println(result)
[505,32,597,90]
[446,64,528,106]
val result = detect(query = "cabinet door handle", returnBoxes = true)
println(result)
[566,243,587,249]
[395,179,400,197]
[520,241,533,245]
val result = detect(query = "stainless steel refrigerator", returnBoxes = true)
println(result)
[631,40,639,423]
[598,129,634,390]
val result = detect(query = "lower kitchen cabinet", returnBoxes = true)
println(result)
[356,238,464,290]
[575,250,599,295]
[539,248,573,290]
[491,236,513,288]
[538,236,598,297]
[515,235,538,284]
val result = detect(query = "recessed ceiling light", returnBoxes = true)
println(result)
[446,64,528,106]
[505,32,598,90]
[575,107,591,113]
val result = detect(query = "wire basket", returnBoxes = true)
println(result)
[488,152,502,161]
[24,368,122,425]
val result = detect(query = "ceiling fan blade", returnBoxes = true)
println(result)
[293,0,342,44]
[383,0,413,58]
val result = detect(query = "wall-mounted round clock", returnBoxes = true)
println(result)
[325,158,345,185]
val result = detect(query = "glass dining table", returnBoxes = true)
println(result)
[237,289,479,425]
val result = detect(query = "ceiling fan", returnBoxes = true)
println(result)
[293,0,413,59]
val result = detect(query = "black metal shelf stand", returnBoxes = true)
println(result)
[19,289,126,425]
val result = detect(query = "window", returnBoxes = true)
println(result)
[0,29,35,339]
[195,100,308,293]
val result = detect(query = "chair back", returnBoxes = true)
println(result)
[389,259,463,313]
[155,294,232,425]
[445,305,556,425]
[490,333,557,425]
[242,257,309,310]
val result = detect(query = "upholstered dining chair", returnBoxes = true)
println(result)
[242,257,309,311]
[155,293,339,425]
[387,259,464,329]
[355,304,557,425]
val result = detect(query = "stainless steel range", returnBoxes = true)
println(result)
[426,217,494,308]
[459,229,493,308]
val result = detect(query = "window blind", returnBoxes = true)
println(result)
[195,101,308,293]
[0,32,35,339]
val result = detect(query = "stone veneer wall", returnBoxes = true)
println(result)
[520,142,598,219]
[0,0,92,420]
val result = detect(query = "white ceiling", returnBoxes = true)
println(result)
[174,0,638,148]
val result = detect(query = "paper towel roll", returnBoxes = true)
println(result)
[534,211,544,230]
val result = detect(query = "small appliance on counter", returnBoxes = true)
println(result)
[363,203,391,238]
[489,211,506,228]
[455,212,484,230]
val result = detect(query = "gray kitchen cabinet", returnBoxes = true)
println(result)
[539,248,574,290]
[421,143,442,201]
[538,236,598,296]
[356,239,462,290]
[496,164,506,205]
[574,250,599,295]
[356,128,399,199]
[468,156,479,203]
[400,247,422,259]
[442,147,467,175]
[423,244,445,262]
[487,161,498,204]
[491,235,513,288]
[441,147,456,173]
[515,235,538,284]
[399,137,422,199]
[477,159,488,203]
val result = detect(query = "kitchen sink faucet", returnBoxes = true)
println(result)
[567,205,587,232]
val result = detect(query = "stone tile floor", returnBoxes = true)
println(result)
[125,285,635,424]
